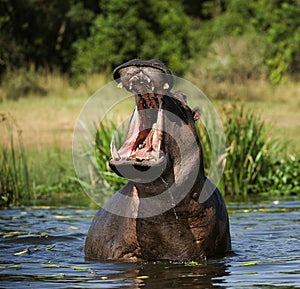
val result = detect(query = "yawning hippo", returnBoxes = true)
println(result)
[85,59,231,261]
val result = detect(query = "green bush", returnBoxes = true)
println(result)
[257,155,300,196]
[249,1,300,84]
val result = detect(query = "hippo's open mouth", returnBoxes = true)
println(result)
[108,59,181,181]
[112,94,164,155]
[109,89,167,181]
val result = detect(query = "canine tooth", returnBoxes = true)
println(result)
[152,100,163,152]
[117,82,123,88]
[110,140,120,160]
[151,86,155,91]
[157,100,163,130]
[157,140,161,152]
[129,82,133,90]
[163,82,169,90]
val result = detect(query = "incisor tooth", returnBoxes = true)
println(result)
[110,140,120,160]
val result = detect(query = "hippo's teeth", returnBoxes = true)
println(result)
[163,82,169,90]
[110,140,120,160]
[157,98,163,133]
[129,76,138,82]
[157,140,161,152]
[129,82,133,90]
[152,100,163,152]
[151,85,155,91]
[117,82,123,89]
[151,98,163,152]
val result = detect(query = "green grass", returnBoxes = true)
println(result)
[0,113,31,207]
[0,113,87,208]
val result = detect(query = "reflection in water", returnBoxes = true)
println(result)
[136,260,229,289]
[0,201,299,288]
[87,259,229,289]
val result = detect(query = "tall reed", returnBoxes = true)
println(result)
[0,113,31,207]
[94,118,127,194]
[198,103,282,197]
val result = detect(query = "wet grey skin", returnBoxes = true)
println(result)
[85,59,231,261]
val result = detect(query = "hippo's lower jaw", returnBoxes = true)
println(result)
[109,154,167,183]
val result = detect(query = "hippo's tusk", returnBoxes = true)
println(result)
[157,99,163,133]
[110,140,121,161]
[129,75,139,83]
[117,82,123,89]
[152,99,163,152]
[163,83,169,90]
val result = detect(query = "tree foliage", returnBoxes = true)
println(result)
[194,0,300,83]
[0,0,299,83]
[71,0,194,76]
[0,0,98,75]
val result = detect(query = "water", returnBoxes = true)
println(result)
[0,200,299,288]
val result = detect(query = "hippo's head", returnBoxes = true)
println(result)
[109,59,204,189]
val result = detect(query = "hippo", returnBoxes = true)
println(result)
[84,59,231,261]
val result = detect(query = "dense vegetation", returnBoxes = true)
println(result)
[1,0,299,83]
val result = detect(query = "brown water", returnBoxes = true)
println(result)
[0,200,299,288]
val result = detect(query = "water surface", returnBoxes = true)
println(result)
[0,200,299,288]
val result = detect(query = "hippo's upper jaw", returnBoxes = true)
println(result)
[109,59,177,183]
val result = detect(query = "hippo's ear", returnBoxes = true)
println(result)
[192,107,201,121]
